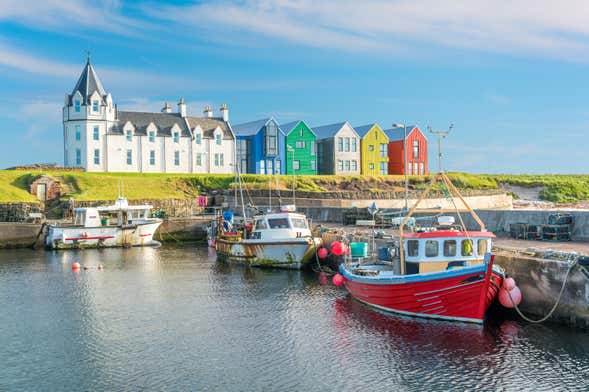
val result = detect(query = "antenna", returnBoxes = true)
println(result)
[427,123,453,173]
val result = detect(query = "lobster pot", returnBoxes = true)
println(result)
[548,213,573,226]
[350,242,368,258]
[509,223,529,239]
[542,225,571,241]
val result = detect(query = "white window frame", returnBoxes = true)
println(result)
[93,126,99,141]
[150,150,155,166]
[94,149,100,165]
[127,150,132,165]
[174,150,180,166]
[149,131,155,143]
[126,130,132,142]
[293,160,300,170]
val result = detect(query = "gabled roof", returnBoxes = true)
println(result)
[354,123,381,138]
[383,125,418,142]
[232,117,284,137]
[280,120,316,136]
[185,116,233,139]
[114,111,190,137]
[69,58,106,105]
[312,121,349,140]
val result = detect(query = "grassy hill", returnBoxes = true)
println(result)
[1,170,587,203]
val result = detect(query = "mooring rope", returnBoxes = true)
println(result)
[500,257,579,324]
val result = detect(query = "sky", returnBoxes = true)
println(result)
[1,0,589,173]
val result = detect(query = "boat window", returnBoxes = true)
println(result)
[407,240,419,256]
[461,239,474,256]
[268,218,291,229]
[443,240,457,257]
[425,240,438,257]
[254,219,268,230]
[478,239,487,255]
[291,218,308,229]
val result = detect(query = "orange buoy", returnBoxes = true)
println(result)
[332,273,344,287]
[71,262,81,270]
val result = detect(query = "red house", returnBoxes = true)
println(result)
[384,126,428,175]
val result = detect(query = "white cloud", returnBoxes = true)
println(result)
[150,0,589,60]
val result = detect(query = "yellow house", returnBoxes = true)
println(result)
[355,123,389,175]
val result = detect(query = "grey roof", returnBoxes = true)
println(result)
[280,120,316,136]
[354,123,379,138]
[383,125,417,142]
[185,116,233,139]
[115,111,190,137]
[312,122,348,140]
[69,59,107,105]
[232,118,271,136]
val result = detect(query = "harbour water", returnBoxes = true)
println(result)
[0,245,588,391]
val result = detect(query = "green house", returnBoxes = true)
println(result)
[281,120,317,175]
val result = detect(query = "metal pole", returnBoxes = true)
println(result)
[292,149,295,206]
[404,125,408,211]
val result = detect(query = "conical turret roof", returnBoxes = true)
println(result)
[70,56,106,104]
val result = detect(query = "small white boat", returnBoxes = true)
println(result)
[45,197,162,250]
[215,206,322,269]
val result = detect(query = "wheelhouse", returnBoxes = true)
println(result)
[250,212,311,240]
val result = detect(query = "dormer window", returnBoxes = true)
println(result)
[126,130,132,141]
[92,100,99,112]
[149,131,155,142]
[75,100,80,112]
[173,131,179,143]
[216,133,222,145]
[195,133,201,145]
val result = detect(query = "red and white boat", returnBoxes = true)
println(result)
[337,173,503,324]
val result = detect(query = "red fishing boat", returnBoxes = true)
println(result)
[337,173,503,324]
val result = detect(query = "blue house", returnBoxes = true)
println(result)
[232,118,286,174]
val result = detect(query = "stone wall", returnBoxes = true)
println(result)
[0,223,43,248]
[63,198,207,218]
[0,202,42,222]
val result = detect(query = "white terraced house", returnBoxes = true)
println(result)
[63,58,236,173]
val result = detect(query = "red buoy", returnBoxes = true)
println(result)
[317,247,328,259]
[332,273,344,287]
[71,262,80,270]
[503,277,516,291]
[331,241,344,256]
[499,286,522,308]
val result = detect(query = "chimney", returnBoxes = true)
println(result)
[203,105,212,118]
[178,98,186,117]
[161,102,172,113]
[220,103,228,122]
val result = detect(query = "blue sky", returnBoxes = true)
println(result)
[1,0,589,173]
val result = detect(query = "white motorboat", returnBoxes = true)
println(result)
[45,197,162,250]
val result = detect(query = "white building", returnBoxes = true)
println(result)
[63,58,235,173]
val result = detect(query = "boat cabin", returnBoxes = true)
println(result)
[72,198,154,228]
[249,212,311,240]
[403,230,494,274]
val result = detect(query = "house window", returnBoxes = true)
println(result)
[425,240,439,257]
[126,150,132,165]
[296,141,306,149]
[310,141,316,156]
[351,160,357,172]
[220,153,224,166]
[368,145,374,151]
[214,154,219,166]
[419,162,424,175]
[75,100,80,112]
[174,151,180,166]
[299,128,303,137]
[338,137,343,152]
[216,134,222,145]
[380,162,387,175]
[196,153,202,166]
[149,131,155,142]
[380,144,387,158]
[265,122,278,155]
[369,163,374,170]
[94,149,100,165]
[351,138,357,152]
[237,139,249,173]
[260,159,265,174]
[195,133,201,144]
[173,131,179,143]
[337,160,343,172]
[150,150,155,165]
[413,140,419,159]
[275,159,280,174]
[75,125,81,141]
[126,130,132,141]
[266,159,273,174]
[93,126,99,141]
[345,137,350,152]
[293,160,300,170]
[92,100,99,112]
[310,160,316,170]
[76,149,81,166]
[414,163,418,175]
[345,160,350,171]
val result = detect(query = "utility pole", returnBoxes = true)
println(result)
[427,124,453,173]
